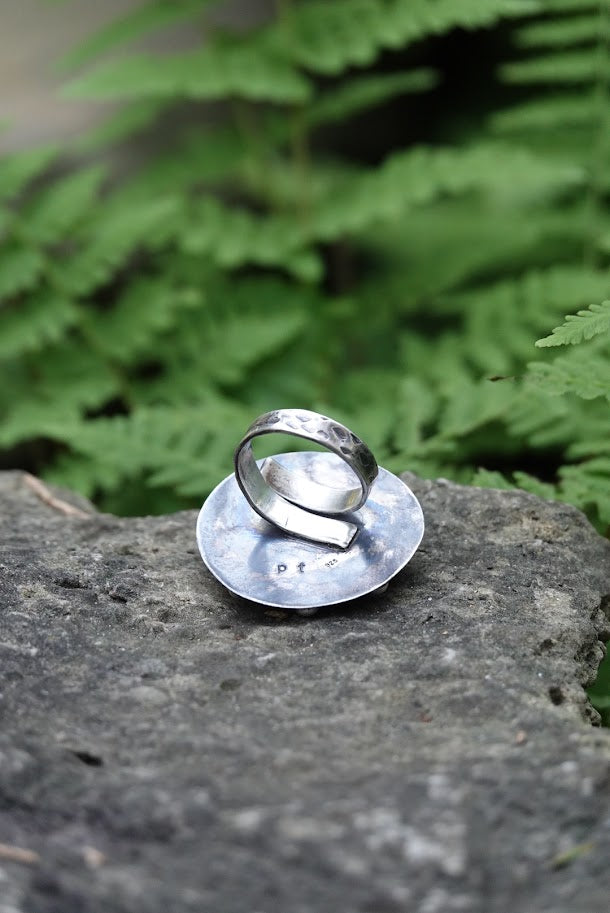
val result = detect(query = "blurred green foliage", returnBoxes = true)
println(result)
[1,0,608,518]
[1,0,609,717]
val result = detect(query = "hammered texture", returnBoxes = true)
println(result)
[245,409,378,486]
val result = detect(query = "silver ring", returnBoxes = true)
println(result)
[233,409,378,549]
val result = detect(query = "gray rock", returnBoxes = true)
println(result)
[0,469,609,913]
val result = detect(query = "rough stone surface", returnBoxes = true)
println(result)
[1,469,610,913]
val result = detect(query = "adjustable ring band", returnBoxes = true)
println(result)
[233,409,378,549]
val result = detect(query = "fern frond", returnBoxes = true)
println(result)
[196,309,309,387]
[491,94,598,132]
[64,45,312,104]
[437,375,514,438]
[527,349,610,400]
[0,344,119,450]
[507,384,576,447]
[359,199,589,307]
[182,197,321,281]
[559,460,610,525]
[59,0,208,70]
[181,144,581,279]
[472,467,559,499]
[44,396,253,499]
[454,267,610,371]
[0,403,80,452]
[0,244,44,300]
[567,437,610,459]
[270,0,538,76]
[83,277,202,363]
[27,343,120,412]
[538,0,597,10]
[0,289,77,358]
[511,471,558,499]
[63,0,535,108]
[60,196,182,296]
[21,165,106,245]
[536,300,610,347]
[0,146,58,202]
[305,69,438,129]
[75,100,166,153]
[471,467,515,490]
[140,276,314,394]
[501,50,599,84]
[389,377,439,455]
[311,144,582,239]
[516,14,599,48]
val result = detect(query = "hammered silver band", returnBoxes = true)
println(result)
[233,409,378,549]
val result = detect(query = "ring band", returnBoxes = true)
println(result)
[233,409,378,549]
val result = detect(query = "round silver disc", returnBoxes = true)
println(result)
[196,451,424,610]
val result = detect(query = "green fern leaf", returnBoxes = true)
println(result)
[438,375,514,438]
[567,438,610,459]
[143,277,313,393]
[306,69,438,129]
[271,0,538,76]
[60,196,182,296]
[0,146,58,202]
[182,197,320,280]
[44,397,252,500]
[83,277,202,363]
[516,14,599,48]
[472,468,559,501]
[0,289,77,358]
[0,344,119,450]
[491,94,598,132]
[454,267,610,371]
[43,449,110,500]
[471,468,515,490]
[538,0,597,9]
[505,382,608,449]
[501,50,599,84]
[0,405,81,452]
[511,471,558,499]
[0,243,44,300]
[198,310,309,387]
[60,0,208,69]
[30,343,119,412]
[559,460,610,525]
[535,301,610,347]
[527,351,610,400]
[181,145,581,278]
[22,165,106,245]
[360,200,589,306]
[311,144,582,239]
[391,376,439,455]
[64,45,312,104]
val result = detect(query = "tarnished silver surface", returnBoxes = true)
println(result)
[234,409,378,548]
[197,451,424,610]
